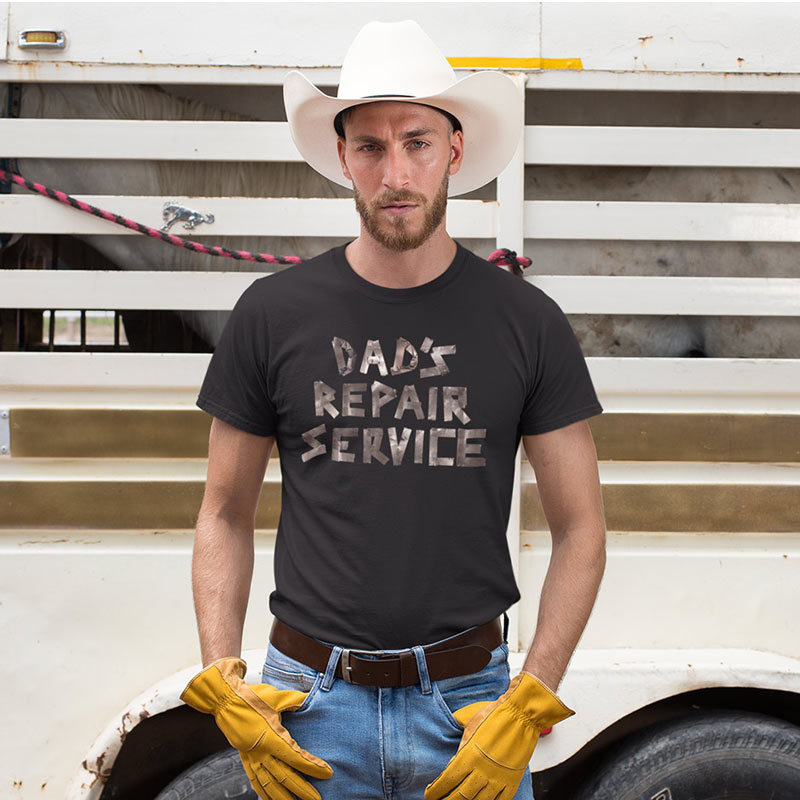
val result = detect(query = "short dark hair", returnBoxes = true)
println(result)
[334,103,461,138]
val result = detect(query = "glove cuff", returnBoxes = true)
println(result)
[511,670,576,729]
[180,657,248,715]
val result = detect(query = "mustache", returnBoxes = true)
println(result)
[372,189,427,206]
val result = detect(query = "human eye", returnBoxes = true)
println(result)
[409,140,429,150]
[357,143,378,153]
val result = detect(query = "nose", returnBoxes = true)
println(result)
[382,145,410,191]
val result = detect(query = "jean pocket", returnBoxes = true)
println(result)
[431,642,511,732]
[262,643,321,698]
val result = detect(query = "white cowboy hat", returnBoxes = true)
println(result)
[283,20,523,197]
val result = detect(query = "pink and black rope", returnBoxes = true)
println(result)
[0,168,531,273]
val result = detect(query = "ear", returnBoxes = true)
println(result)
[448,128,464,177]
[337,137,352,181]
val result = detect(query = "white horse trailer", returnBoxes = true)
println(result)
[1,3,799,799]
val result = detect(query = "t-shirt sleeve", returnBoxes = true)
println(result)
[196,281,278,437]
[519,293,603,436]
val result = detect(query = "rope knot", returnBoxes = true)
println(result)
[488,248,531,277]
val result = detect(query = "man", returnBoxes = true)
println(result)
[180,20,606,800]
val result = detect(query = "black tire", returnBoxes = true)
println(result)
[154,747,256,799]
[573,710,800,800]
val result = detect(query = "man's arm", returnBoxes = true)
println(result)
[192,416,275,666]
[521,418,606,691]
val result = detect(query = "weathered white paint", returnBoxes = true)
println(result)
[496,73,527,659]
[0,118,302,161]
[520,532,800,658]
[522,200,800,241]
[0,195,494,237]
[7,119,800,168]
[4,2,540,68]
[525,647,800,770]
[3,353,799,413]
[542,2,800,73]
[5,270,799,315]
[5,2,800,76]
[6,62,800,92]
[6,195,800,242]
[0,2,8,62]
[524,125,800,168]
[3,526,791,797]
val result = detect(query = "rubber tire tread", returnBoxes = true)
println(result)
[154,747,256,799]
[573,709,800,800]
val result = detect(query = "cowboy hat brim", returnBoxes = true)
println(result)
[283,69,523,197]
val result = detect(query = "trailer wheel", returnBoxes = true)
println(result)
[154,747,255,799]
[573,710,800,800]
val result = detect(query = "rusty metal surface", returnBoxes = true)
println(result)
[8,408,800,461]
[1,479,282,528]
[587,413,800,462]
[522,481,800,533]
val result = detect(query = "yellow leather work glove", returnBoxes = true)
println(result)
[180,657,333,800]
[424,670,574,800]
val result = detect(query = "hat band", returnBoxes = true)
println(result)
[333,99,462,137]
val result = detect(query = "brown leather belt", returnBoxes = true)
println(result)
[269,616,503,688]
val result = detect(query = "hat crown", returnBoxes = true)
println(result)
[338,20,457,100]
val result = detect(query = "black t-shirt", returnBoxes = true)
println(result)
[197,242,603,650]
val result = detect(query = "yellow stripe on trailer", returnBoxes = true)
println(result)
[447,57,583,70]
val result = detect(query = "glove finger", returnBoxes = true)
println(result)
[269,756,327,800]
[424,760,472,800]
[241,758,270,800]
[448,770,488,800]
[269,733,334,779]
[253,763,297,800]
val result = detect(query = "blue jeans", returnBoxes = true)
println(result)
[261,623,535,800]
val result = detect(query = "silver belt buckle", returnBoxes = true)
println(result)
[341,648,355,683]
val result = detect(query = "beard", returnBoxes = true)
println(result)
[353,167,450,252]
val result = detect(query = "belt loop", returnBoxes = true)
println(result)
[411,645,432,695]
[321,645,343,692]
[503,612,509,644]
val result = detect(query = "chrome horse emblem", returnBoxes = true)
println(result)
[161,203,215,232]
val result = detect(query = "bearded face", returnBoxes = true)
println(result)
[353,165,450,252]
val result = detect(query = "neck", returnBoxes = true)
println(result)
[344,223,457,289]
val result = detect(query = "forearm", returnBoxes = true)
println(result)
[192,509,255,666]
[522,523,606,691]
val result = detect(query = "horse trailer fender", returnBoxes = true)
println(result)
[524,647,800,771]
[65,649,266,800]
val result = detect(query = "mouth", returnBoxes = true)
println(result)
[381,203,418,215]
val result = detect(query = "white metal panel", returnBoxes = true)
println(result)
[524,68,800,94]
[3,354,799,414]
[0,2,8,62]
[0,269,266,311]
[0,352,210,389]
[519,532,800,657]
[516,647,800,770]
[0,528,276,799]
[589,357,800,413]
[0,119,302,161]
[526,275,800,316]
[6,120,800,168]
[496,73,527,660]
[524,200,800,242]
[5,1,539,67]
[6,196,800,242]
[525,126,800,168]
[542,2,800,74]
[4,271,799,315]
[5,62,800,92]
[0,195,495,238]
